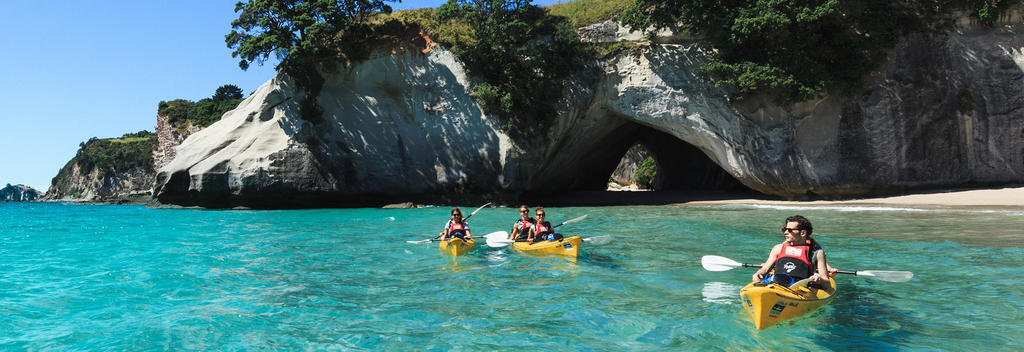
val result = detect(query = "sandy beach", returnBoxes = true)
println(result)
[533,186,1024,210]
[681,186,1024,210]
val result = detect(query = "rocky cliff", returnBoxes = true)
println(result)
[44,133,158,202]
[154,13,1024,208]
[1,184,42,201]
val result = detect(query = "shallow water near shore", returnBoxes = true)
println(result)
[2,202,1022,350]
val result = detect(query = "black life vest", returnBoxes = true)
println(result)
[773,239,819,280]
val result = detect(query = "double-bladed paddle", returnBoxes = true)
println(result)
[700,255,914,282]
[406,202,492,244]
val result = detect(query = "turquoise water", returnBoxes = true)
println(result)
[2,202,1022,350]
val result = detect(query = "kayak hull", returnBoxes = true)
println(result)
[512,236,582,257]
[739,277,836,329]
[439,238,476,256]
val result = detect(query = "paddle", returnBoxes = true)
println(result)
[485,215,593,248]
[406,202,492,244]
[700,255,914,282]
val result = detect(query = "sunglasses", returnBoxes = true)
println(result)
[519,210,528,213]
[452,213,462,217]
[781,227,801,233]
[536,213,545,216]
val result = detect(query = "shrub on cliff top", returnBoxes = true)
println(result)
[436,0,584,138]
[158,84,244,133]
[620,0,1021,103]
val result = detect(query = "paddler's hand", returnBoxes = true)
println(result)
[828,268,838,277]
[752,271,764,282]
[811,273,826,284]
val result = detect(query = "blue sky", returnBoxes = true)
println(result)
[0,0,563,191]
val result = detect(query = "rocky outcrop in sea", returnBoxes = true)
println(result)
[153,11,1024,208]
[1,184,42,201]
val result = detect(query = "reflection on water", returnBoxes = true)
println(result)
[702,281,739,304]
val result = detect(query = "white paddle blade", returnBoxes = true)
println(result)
[582,235,611,245]
[858,270,914,282]
[486,237,513,248]
[407,238,434,244]
[483,231,510,240]
[701,255,744,272]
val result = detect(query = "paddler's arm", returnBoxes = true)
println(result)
[464,225,472,239]
[811,249,830,285]
[752,244,782,282]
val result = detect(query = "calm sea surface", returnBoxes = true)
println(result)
[2,202,1022,350]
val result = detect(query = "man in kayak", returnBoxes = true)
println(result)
[527,207,563,244]
[752,215,835,288]
[440,207,472,241]
[509,205,535,241]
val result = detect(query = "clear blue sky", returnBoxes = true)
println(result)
[0,0,563,191]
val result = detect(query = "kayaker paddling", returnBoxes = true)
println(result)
[527,207,563,244]
[440,207,472,241]
[509,205,535,241]
[752,215,835,288]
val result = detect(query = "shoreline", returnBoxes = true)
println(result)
[22,186,1024,211]
[676,186,1024,211]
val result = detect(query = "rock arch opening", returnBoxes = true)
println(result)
[522,122,754,205]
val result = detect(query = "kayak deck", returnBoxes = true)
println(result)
[739,277,837,329]
[439,238,476,256]
[511,236,582,257]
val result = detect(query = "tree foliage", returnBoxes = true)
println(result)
[633,156,656,189]
[225,0,399,70]
[158,84,245,131]
[436,0,583,138]
[73,131,159,174]
[620,0,1019,103]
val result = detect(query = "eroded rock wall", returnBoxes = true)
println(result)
[154,15,1024,207]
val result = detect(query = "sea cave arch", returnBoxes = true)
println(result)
[522,121,755,204]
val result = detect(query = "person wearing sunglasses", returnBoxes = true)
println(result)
[751,215,835,288]
[526,206,563,244]
[508,205,535,241]
[440,207,472,241]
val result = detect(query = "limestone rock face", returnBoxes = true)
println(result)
[153,114,202,170]
[154,48,511,208]
[154,17,1024,207]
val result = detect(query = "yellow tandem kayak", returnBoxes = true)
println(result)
[511,236,582,257]
[439,238,476,256]
[739,277,837,329]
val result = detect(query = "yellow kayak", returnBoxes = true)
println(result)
[739,277,837,329]
[512,236,582,257]
[439,237,476,256]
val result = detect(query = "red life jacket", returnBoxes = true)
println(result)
[534,221,552,236]
[773,239,816,279]
[446,221,469,237]
[513,219,535,239]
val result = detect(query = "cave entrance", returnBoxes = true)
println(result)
[521,122,755,205]
[605,125,752,193]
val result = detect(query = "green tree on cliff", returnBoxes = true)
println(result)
[620,0,1020,103]
[621,0,918,103]
[436,0,582,137]
[225,0,398,71]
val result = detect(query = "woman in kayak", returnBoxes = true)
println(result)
[751,215,835,288]
[440,207,472,241]
[527,207,563,244]
[509,205,535,241]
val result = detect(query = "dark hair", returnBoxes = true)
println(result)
[451,207,463,216]
[785,215,813,236]
[535,206,545,213]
